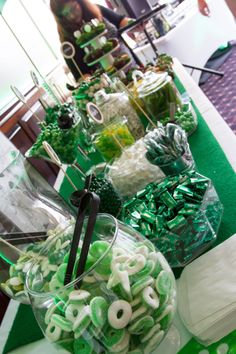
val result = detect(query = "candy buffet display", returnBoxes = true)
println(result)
[75,19,131,78]
[28,122,80,164]
[70,173,122,217]
[0,221,72,304]
[144,124,194,176]
[26,214,177,354]
[108,139,165,197]
[121,171,223,267]
[94,90,145,140]
[84,39,119,65]
[74,20,106,47]
[93,117,135,161]
[136,71,182,122]
[73,77,110,112]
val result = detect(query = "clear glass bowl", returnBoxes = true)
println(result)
[0,151,72,303]
[26,215,177,353]
[137,72,182,123]
[121,173,223,268]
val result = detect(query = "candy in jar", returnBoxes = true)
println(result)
[26,215,177,354]
[93,116,135,161]
[94,90,145,140]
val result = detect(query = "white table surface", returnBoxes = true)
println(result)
[1,60,236,354]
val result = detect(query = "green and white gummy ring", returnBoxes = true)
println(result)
[143,330,165,354]
[108,300,132,329]
[90,296,108,328]
[69,289,91,303]
[128,315,154,334]
[45,301,63,325]
[103,327,126,348]
[155,270,174,295]
[73,305,91,337]
[135,245,149,258]
[65,303,84,322]
[110,331,130,353]
[131,276,154,297]
[124,254,146,276]
[74,337,94,354]
[141,323,161,343]
[133,260,155,280]
[142,286,159,309]
[155,304,174,322]
[45,322,62,342]
[130,305,149,323]
[51,314,73,332]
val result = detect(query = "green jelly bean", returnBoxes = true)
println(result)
[90,296,108,328]
[155,270,174,295]
[128,315,154,334]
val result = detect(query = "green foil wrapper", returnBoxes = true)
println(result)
[121,171,223,267]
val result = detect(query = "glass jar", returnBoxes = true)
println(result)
[94,90,145,140]
[0,151,73,303]
[93,116,135,162]
[26,214,177,353]
[175,94,198,136]
[108,138,165,197]
[137,72,182,122]
[121,172,223,268]
[0,221,71,304]
[144,123,195,177]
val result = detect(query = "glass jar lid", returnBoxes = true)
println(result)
[137,72,171,98]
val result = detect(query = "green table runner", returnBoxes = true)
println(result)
[3,77,236,354]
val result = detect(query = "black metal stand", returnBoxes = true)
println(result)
[118,6,224,78]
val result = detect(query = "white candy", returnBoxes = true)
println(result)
[108,300,132,329]
[142,286,159,309]
[109,139,164,197]
[124,254,146,276]
[65,303,83,322]
[45,322,62,342]
[9,277,23,286]
[69,290,91,302]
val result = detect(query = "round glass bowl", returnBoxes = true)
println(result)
[26,214,177,353]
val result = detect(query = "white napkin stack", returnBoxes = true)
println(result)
[178,234,236,346]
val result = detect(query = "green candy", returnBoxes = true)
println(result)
[56,263,68,284]
[73,306,91,338]
[128,315,154,334]
[155,270,174,295]
[103,326,126,348]
[131,276,154,297]
[56,338,74,353]
[89,241,111,262]
[132,260,155,281]
[51,314,73,332]
[90,296,108,328]
[74,337,94,354]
